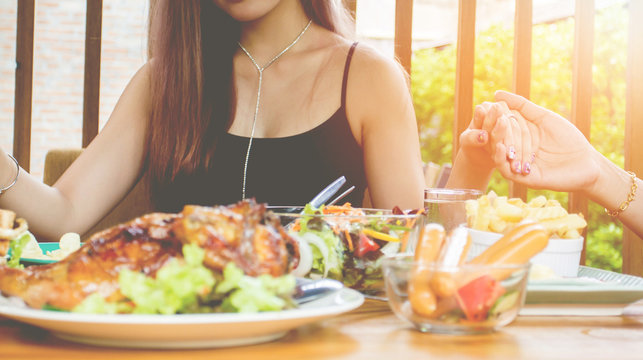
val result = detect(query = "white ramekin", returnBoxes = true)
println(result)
[467,228,584,278]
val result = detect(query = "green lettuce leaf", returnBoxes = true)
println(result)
[7,232,31,269]
[217,263,296,313]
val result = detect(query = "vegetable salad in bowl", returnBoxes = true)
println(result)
[271,204,425,298]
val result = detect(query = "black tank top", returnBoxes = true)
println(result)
[157,43,366,211]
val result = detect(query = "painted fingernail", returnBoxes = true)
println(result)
[513,161,522,173]
[507,146,516,160]
[522,162,531,175]
[478,131,487,143]
[530,152,536,163]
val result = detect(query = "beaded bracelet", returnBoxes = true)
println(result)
[605,170,638,217]
[0,153,19,196]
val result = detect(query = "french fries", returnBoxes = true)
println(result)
[465,191,587,238]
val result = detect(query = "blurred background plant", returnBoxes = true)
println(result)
[412,4,627,272]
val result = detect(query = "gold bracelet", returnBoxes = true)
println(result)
[0,153,19,196]
[605,170,638,217]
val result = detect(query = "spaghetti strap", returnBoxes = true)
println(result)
[341,42,358,109]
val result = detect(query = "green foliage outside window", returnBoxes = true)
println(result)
[411,5,628,272]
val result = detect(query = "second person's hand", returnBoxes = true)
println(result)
[492,90,602,193]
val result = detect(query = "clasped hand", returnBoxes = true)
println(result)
[459,90,601,194]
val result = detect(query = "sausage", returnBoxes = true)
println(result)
[430,226,471,298]
[414,223,446,262]
[469,221,543,265]
[438,226,471,266]
[408,224,445,317]
[484,225,548,265]
[470,222,549,281]
[409,266,438,317]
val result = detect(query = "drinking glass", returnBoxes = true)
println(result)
[424,188,483,232]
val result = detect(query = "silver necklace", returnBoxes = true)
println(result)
[237,19,312,200]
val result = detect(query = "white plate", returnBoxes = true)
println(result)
[0,288,363,349]
[526,266,643,304]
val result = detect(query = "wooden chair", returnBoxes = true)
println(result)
[423,162,451,189]
[43,148,152,240]
[423,162,441,188]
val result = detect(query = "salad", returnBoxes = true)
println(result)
[72,244,297,314]
[278,203,423,297]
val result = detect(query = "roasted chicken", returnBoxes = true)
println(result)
[0,199,299,310]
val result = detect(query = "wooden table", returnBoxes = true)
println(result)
[2,300,643,360]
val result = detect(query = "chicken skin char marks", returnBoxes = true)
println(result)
[0,199,299,310]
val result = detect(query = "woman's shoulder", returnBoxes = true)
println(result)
[124,61,153,107]
[347,43,410,97]
[136,60,154,84]
[352,43,405,73]
[105,61,154,126]
[311,30,405,80]
[343,43,410,112]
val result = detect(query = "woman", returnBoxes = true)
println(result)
[468,90,642,238]
[0,0,427,240]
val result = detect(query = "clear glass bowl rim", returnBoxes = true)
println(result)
[424,188,484,198]
[382,254,532,272]
[266,206,424,220]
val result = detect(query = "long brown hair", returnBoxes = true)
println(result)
[146,0,354,210]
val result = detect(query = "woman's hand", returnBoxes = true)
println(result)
[492,90,601,193]
[491,90,643,238]
[449,100,517,190]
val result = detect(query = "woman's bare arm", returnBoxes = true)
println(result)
[346,46,425,210]
[0,63,152,240]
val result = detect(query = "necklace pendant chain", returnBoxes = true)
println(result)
[238,20,313,200]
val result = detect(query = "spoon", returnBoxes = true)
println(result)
[293,278,344,304]
[277,176,347,214]
[309,176,347,208]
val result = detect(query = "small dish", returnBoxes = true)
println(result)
[467,228,583,277]
[383,254,530,335]
[7,242,75,265]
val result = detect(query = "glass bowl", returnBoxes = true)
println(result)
[382,254,530,334]
[269,206,425,298]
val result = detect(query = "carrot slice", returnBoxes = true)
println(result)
[344,229,354,252]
